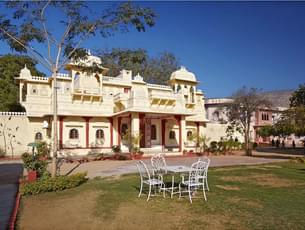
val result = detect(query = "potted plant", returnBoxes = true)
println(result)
[21,152,48,182]
[121,129,143,159]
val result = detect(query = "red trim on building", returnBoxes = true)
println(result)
[196,122,200,147]
[108,117,113,147]
[83,117,92,148]
[118,117,122,146]
[59,116,65,149]
[161,119,166,151]
[174,115,182,152]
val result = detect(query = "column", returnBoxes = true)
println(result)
[180,116,186,152]
[108,117,113,147]
[131,112,140,148]
[19,82,24,102]
[161,119,166,151]
[118,117,122,146]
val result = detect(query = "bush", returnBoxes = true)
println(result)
[0,147,5,158]
[111,145,121,153]
[36,141,50,158]
[22,152,48,177]
[20,172,88,195]
[209,141,218,153]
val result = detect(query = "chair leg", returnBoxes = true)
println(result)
[178,184,181,199]
[205,178,210,191]
[138,181,143,197]
[188,187,193,203]
[147,184,152,202]
[162,183,166,198]
[202,183,207,201]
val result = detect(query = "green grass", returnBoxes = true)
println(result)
[18,161,305,230]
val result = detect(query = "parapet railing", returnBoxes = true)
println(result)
[0,112,27,116]
[147,83,172,90]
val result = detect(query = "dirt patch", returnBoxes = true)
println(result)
[220,174,303,188]
[216,185,240,191]
[19,190,99,230]
[228,197,263,209]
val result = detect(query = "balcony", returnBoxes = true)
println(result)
[113,93,129,110]
[72,87,102,102]
[149,91,176,106]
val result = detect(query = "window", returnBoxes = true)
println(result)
[177,84,181,93]
[151,125,157,140]
[124,88,130,93]
[169,130,176,139]
[35,132,43,141]
[69,129,79,139]
[31,86,38,95]
[96,129,104,139]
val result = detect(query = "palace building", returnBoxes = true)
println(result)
[2,54,209,156]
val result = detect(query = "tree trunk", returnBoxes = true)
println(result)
[51,72,58,177]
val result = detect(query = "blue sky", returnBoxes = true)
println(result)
[1,1,305,98]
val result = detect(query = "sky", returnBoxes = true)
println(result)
[1,1,305,98]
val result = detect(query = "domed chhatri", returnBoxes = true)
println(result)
[170,66,197,83]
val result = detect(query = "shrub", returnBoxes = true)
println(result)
[111,145,121,153]
[36,141,50,158]
[22,152,48,177]
[209,141,218,153]
[0,147,5,158]
[20,172,88,195]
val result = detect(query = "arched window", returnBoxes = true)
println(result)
[74,72,80,89]
[151,125,157,140]
[169,130,176,139]
[69,129,79,139]
[35,132,43,141]
[187,131,193,140]
[177,84,181,93]
[96,129,104,139]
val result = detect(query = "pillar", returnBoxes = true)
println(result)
[161,119,166,151]
[19,82,24,102]
[131,112,140,148]
[118,117,122,146]
[108,117,113,147]
[180,116,186,152]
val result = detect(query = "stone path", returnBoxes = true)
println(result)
[60,151,295,179]
[0,162,23,230]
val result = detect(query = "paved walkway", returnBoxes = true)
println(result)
[59,151,297,179]
[0,162,23,230]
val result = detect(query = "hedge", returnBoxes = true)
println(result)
[20,172,88,195]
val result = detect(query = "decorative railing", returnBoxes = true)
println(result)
[0,112,27,116]
[31,76,48,81]
[73,88,101,95]
[102,76,130,84]
[149,91,177,100]
[147,83,171,90]
[56,73,70,78]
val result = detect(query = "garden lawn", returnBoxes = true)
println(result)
[17,161,305,230]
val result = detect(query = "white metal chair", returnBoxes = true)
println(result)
[151,153,167,177]
[179,161,207,203]
[136,160,165,202]
[198,157,211,191]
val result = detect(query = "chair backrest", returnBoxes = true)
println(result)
[198,157,210,176]
[190,161,207,183]
[151,153,167,175]
[136,160,151,181]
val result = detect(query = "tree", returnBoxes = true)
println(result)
[290,83,305,107]
[99,48,179,85]
[0,54,45,111]
[225,87,271,156]
[0,1,156,177]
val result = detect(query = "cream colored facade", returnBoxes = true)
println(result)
[1,55,211,156]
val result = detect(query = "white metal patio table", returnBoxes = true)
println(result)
[163,165,192,198]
